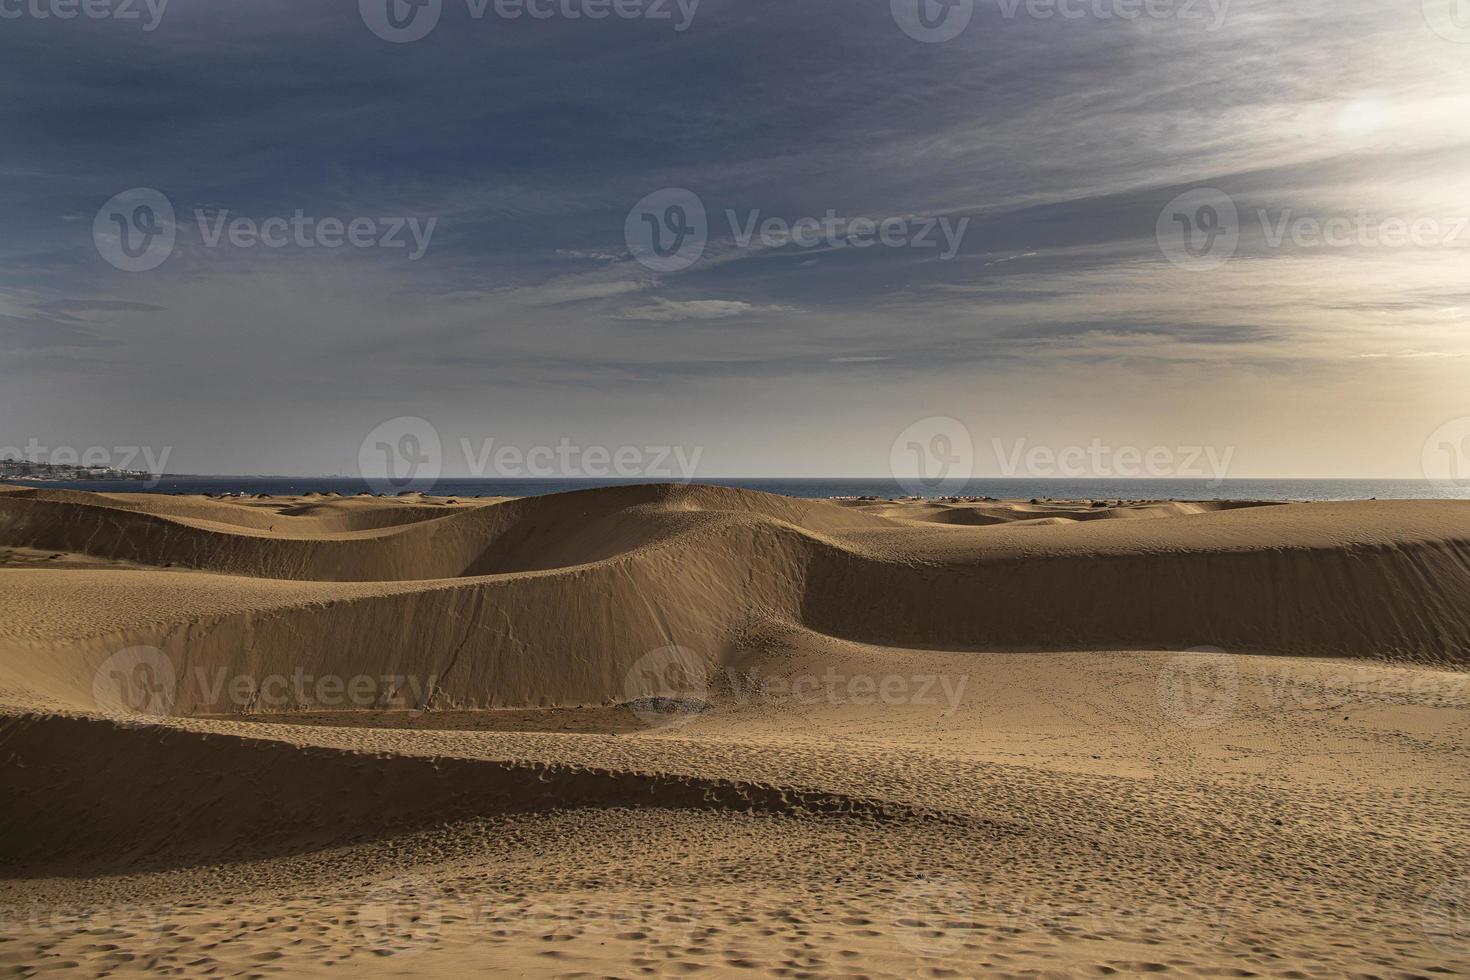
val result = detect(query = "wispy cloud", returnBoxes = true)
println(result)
[614,299,795,321]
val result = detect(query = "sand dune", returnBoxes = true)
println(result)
[1,485,1468,718]
[0,484,1465,977]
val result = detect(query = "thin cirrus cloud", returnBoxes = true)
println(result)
[615,300,796,322]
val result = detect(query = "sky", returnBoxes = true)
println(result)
[2,0,1470,481]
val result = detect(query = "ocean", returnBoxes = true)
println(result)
[6,476,1469,501]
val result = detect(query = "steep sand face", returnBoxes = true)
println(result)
[0,483,894,581]
[0,485,1466,978]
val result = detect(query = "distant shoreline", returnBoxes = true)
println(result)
[3,475,1467,503]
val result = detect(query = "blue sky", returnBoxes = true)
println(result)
[3,0,1469,478]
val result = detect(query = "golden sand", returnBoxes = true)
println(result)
[0,484,1465,977]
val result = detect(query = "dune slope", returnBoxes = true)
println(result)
[0,486,1467,724]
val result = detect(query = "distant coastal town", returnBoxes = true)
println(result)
[0,459,154,482]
